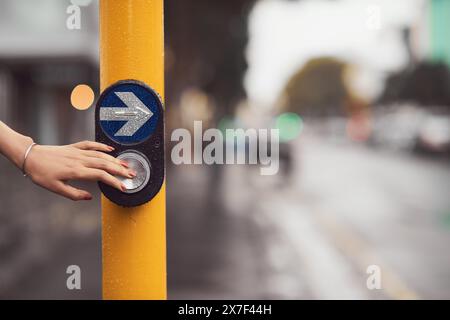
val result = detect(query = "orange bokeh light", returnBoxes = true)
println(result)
[70,84,95,110]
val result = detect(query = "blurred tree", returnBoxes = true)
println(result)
[279,57,352,117]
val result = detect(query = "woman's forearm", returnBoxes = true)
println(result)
[0,121,135,201]
[0,121,34,169]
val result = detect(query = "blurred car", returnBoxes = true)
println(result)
[369,105,425,151]
[415,115,450,154]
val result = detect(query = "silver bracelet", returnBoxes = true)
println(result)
[22,142,37,177]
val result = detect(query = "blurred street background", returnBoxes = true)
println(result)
[1,0,450,299]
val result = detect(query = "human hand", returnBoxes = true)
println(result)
[24,141,135,201]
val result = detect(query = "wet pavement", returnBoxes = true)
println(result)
[1,134,450,299]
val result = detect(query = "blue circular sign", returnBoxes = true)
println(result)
[98,81,162,145]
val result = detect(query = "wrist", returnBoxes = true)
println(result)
[0,121,35,169]
[7,133,34,169]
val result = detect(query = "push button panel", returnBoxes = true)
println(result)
[95,80,164,207]
[117,151,151,194]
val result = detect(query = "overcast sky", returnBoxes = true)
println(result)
[245,0,428,107]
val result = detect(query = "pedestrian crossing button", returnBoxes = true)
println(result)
[116,151,150,194]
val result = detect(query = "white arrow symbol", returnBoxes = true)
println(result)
[99,92,153,137]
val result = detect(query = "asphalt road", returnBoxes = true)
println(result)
[170,136,450,299]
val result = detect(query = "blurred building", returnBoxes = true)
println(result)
[0,1,101,298]
[430,0,450,67]
[0,0,99,144]
[165,0,254,123]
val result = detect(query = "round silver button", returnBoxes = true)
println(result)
[116,151,150,194]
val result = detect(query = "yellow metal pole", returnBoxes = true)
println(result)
[100,0,166,300]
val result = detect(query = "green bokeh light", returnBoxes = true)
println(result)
[275,113,303,142]
[218,116,236,134]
